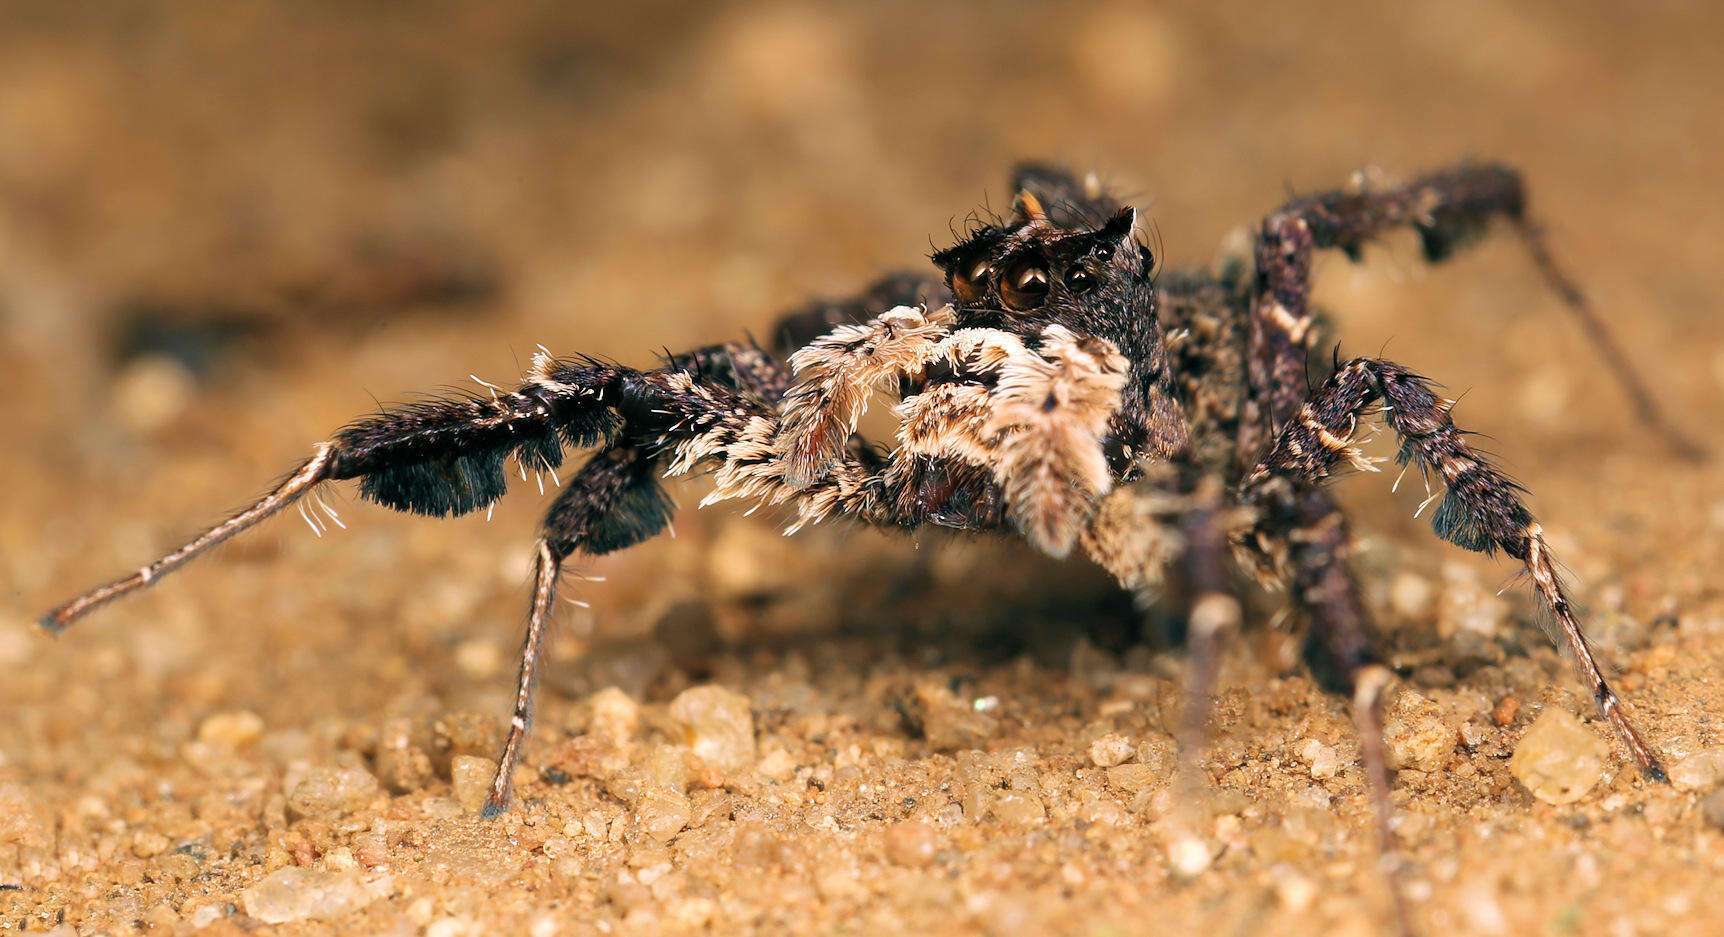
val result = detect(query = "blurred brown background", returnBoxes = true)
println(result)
[4,2,1723,935]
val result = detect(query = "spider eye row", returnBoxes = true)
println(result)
[950,254,1100,311]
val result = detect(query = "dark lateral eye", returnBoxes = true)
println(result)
[1000,260,1050,310]
[1063,265,1096,293]
[951,257,991,305]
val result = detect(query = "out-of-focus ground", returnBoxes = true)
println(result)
[3,2,1723,935]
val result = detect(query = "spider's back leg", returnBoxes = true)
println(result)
[1276,485,1412,934]
[1242,355,1668,781]
[1240,162,1700,461]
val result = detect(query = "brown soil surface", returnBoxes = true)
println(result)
[4,3,1723,935]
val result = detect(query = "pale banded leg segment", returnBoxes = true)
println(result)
[40,444,338,631]
[484,539,563,818]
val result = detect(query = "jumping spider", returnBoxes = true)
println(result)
[42,162,1689,920]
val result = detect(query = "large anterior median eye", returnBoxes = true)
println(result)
[1000,259,1050,310]
[951,257,991,305]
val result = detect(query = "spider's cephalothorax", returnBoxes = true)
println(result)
[932,194,1190,475]
[39,161,1697,933]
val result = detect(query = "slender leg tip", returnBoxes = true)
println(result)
[1643,762,1670,785]
[479,797,509,820]
[36,612,68,634]
[1672,440,1710,464]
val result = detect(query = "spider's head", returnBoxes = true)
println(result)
[933,180,1188,467]
[930,192,1155,348]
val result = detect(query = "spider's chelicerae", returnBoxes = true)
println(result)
[42,162,1690,910]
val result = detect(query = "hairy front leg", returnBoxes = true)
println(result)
[777,305,955,488]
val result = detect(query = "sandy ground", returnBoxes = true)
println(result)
[4,2,1724,935]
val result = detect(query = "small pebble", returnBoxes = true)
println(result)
[990,791,1046,825]
[589,686,640,743]
[433,712,502,767]
[354,832,389,868]
[632,789,692,843]
[756,747,798,781]
[450,755,496,812]
[1458,722,1491,750]
[1135,736,1177,778]
[639,745,696,793]
[1389,571,1435,621]
[321,846,359,872]
[1509,708,1609,805]
[287,765,380,821]
[1298,739,1342,780]
[1075,798,1129,826]
[1106,763,1160,795]
[1699,789,1724,831]
[374,719,435,794]
[0,782,49,847]
[913,681,998,751]
[882,820,944,866]
[187,905,228,928]
[1668,749,1724,792]
[241,867,390,924]
[1088,733,1134,768]
[1385,690,1455,771]
[197,710,265,748]
[1492,696,1521,727]
[130,830,171,858]
[668,685,756,773]
[1167,835,1214,876]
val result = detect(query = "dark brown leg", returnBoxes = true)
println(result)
[1238,163,1700,462]
[482,445,674,817]
[483,349,954,815]
[1242,356,1667,781]
[1512,219,1704,460]
[1173,484,1242,784]
[1278,486,1411,935]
